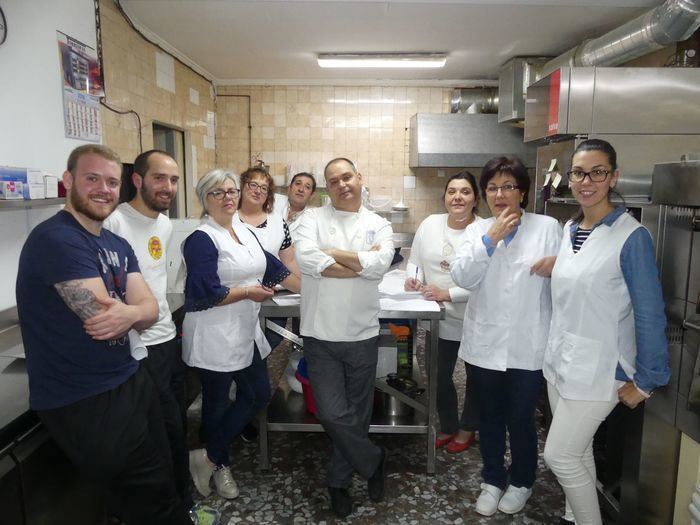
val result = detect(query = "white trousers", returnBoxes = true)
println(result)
[544,382,618,525]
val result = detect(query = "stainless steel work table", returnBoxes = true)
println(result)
[258,298,444,474]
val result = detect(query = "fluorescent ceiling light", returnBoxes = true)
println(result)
[317,53,446,69]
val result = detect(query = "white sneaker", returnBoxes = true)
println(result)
[213,466,239,499]
[475,483,504,516]
[189,449,214,497]
[497,484,532,514]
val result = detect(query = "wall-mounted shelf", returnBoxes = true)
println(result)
[0,198,65,210]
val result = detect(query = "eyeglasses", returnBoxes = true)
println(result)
[485,183,520,196]
[208,189,240,200]
[566,169,611,183]
[247,181,269,194]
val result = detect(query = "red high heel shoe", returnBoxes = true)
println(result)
[446,433,476,453]
[435,434,455,449]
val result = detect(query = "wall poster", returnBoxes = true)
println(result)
[57,31,104,142]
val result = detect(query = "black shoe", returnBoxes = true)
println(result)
[240,422,258,443]
[367,447,388,502]
[328,487,353,518]
[559,518,575,524]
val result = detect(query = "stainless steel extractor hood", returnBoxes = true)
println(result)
[409,113,536,168]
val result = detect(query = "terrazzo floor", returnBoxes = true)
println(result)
[186,330,578,524]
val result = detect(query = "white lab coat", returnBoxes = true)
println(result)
[182,217,271,372]
[543,213,640,402]
[450,212,562,371]
[295,204,394,342]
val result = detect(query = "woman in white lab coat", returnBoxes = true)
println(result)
[182,169,294,500]
[450,156,562,517]
[543,139,669,525]
[404,170,481,453]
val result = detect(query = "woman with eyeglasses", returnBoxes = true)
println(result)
[542,139,669,525]
[404,170,481,454]
[182,169,297,500]
[450,156,562,517]
[236,167,301,282]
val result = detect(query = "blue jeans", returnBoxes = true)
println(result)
[470,365,543,490]
[198,347,270,466]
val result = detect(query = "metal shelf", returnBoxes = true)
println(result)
[258,296,443,473]
[265,389,428,434]
[0,198,65,210]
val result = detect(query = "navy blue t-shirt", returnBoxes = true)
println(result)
[16,211,140,410]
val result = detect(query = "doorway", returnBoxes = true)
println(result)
[153,123,187,218]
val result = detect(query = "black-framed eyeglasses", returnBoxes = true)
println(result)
[208,189,240,200]
[566,169,611,183]
[485,183,520,196]
[247,181,269,194]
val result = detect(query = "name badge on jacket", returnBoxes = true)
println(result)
[366,229,376,245]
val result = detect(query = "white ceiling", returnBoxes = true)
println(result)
[119,0,660,85]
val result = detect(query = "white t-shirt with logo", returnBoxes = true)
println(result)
[104,203,176,347]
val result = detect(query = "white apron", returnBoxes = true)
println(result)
[543,212,641,402]
[182,217,271,372]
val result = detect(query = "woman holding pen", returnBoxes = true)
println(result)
[181,169,297,499]
[405,170,482,453]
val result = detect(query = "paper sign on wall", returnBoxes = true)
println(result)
[57,31,103,142]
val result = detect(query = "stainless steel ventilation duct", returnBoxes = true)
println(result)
[541,0,700,77]
[450,87,498,114]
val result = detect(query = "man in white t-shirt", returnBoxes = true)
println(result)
[295,158,394,518]
[103,149,192,508]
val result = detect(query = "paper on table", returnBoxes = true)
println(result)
[273,294,301,306]
[380,297,440,312]
[378,269,421,298]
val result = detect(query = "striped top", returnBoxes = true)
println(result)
[573,227,592,253]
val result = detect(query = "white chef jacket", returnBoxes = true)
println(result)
[103,203,176,347]
[295,204,394,342]
[450,212,562,371]
[406,213,482,341]
[272,193,308,242]
[543,213,641,402]
[182,217,271,372]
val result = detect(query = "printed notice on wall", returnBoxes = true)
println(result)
[57,31,104,142]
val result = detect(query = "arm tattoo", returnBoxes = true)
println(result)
[55,280,103,321]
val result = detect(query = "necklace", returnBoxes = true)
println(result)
[441,214,476,264]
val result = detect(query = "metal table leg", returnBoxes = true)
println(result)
[426,318,439,474]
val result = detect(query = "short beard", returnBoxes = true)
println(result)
[141,184,172,213]
[70,186,116,221]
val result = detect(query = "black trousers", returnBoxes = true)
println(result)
[141,337,192,508]
[38,366,193,525]
[435,338,478,434]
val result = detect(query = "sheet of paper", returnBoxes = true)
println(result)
[543,172,552,186]
[548,159,557,172]
[380,297,440,312]
[272,294,301,306]
[378,269,422,297]
[552,172,563,189]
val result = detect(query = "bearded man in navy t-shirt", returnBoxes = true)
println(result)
[16,144,193,525]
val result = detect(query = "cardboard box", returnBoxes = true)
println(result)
[0,181,24,199]
[27,169,46,199]
[44,175,59,198]
[0,166,28,199]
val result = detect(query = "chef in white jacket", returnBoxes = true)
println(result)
[450,156,562,517]
[295,158,394,518]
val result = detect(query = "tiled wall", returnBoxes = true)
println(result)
[216,85,473,233]
[99,0,216,218]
